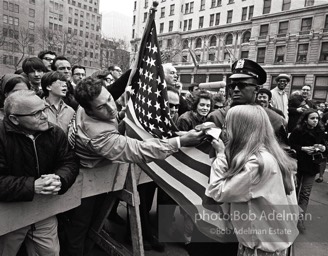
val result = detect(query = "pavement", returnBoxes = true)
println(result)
[91,170,328,256]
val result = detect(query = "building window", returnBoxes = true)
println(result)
[209,14,214,26]
[259,24,269,37]
[14,4,19,13]
[257,47,266,63]
[263,0,271,14]
[3,15,8,24]
[275,45,286,63]
[200,0,205,10]
[196,54,201,62]
[228,0,234,4]
[183,39,189,49]
[134,1,137,10]
[319,42,328,61]
[225,33,233,45]
[133,15,136,25]
[160,7,165,18]
[282,0,291,10]
[158,40,162,48]
[3,1,8,10]
[210,36,217,46]
[241,7,247,21]
[185,3,189,14]
[199,16,204,29]
[143,12,147,22]
[29,0,35,5]
[196,38,202,48]
[8,2,13,11]
[227,10,233,24]
[188,19,192,30]
[167,39,172,48]
[182,55,188,62]
[313,76,328,101]
[324,15,328,30]
[241,51,249,59]
[14,17,19,26]
[208,53,215,61]
[215,13,220,25]
[160,23,164,33]
[296,43,309,62]
[170,4,175,15]
[190,2,194,13]
[211,0,221,8]
[183,20,188,31]
[242,31,251,43]
[169,21,173,31]
[28,21,35,30]
[249,6,254,20]
[144,0,148,8]
[305,0,314,7]
[278,21,289,35]
[301,17,312,32]
[132,29,135,38]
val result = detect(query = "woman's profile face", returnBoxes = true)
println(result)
[306,112,319,129]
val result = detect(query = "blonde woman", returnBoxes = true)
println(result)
[206,105,299,256]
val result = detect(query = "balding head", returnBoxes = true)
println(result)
[4,90,49,133]
[4,90,43,116]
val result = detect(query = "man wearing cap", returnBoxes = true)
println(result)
[271,74,290,122]
[256,88,286,119]
[207,59,288,144]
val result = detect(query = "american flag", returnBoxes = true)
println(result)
[125,10,178,139]
[125,6,236,243]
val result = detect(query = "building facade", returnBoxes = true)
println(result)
[131,0,328,102]
[0,0,102,75]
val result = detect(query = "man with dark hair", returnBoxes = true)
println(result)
[51,56,78,110]
[22,57,48,97]
[62,77,205,255]
[71,65,86,88]
[256,88,285,118]
[301,84,316,109]
[38,50,57,72]
[0,90,78,255]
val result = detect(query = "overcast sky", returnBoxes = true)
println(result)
[99,0,134,15]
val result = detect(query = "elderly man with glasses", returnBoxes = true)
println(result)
[0,90,79,256]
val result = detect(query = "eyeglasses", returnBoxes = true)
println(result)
[169,103,180,109]
[228,82,258,91]
[114,69,122,73]
[13,107,49,119]
[42,57,54,62]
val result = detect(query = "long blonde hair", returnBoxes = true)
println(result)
[224,105,295,195]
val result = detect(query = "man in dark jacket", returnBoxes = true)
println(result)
[0,90,79,255]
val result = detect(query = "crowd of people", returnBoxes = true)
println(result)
[0,52,326,256]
